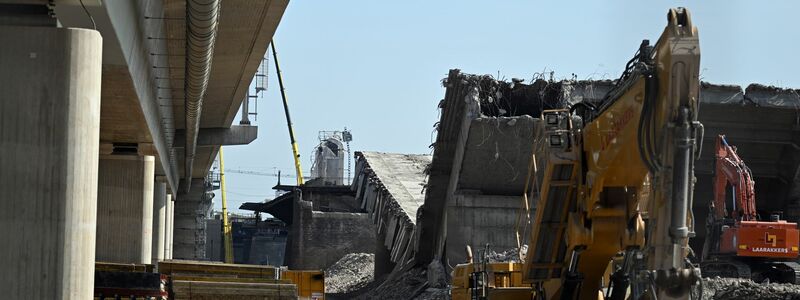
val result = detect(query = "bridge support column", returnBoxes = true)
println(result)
[0,25,102,299]
[96,155,155,265]
[165,194,174,259]
[152,182,167,264]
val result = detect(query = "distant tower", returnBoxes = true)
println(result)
[310,131,347,185]
[343,128,353,184]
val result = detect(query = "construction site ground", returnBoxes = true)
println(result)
[322,249,800,299]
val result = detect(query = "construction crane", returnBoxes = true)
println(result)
[271,40,305,186]
[218,147,234,264]
[453,7,702,299]
[700,135,800,283]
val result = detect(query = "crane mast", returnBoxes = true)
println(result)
[271,41,305,186]
[218,147,234,264]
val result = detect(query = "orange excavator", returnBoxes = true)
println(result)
[701,134,800,283]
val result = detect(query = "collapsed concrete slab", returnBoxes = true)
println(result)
[352,152,431,276]
[416,69,565,266]
[444,116,544,264]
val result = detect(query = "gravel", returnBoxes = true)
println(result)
[325,254,800,300]
[695,277,800,300]
[336,264,449,300]
[322,248,800,299]
[325,253,375,294]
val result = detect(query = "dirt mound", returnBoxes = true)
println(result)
[325,253,375,294]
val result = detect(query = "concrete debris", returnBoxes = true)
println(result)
[452,73,577,118]
[483,245,527,263]
[694,277,800,300]
[355,266,428,299]
[324,253,375,294]
[344,265,448,300]
[415,287,450,300]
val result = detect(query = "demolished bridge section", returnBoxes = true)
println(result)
[414,69,614,266]
[413,69,800,270]
[352,152,431,276]
[337,69,800,299]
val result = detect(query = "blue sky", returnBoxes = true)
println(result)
[217,1,800,213]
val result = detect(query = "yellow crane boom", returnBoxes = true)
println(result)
[219,147,234,264]
[271,40,305,186]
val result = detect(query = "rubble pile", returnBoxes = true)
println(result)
[351,265,448,300]
[483,245,527,263]
[695,277,800,300]
[324,253,375,294]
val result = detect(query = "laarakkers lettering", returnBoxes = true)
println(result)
[751,247,788,253]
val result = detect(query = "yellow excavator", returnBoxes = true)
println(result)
[452,7,702,299]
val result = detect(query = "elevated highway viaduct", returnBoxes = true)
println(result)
[0,0,287,298]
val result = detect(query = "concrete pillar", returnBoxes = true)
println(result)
[152,182,167,264]
[165,194,174,259]
[96,155,155,264]
[172,179,213,259]
[0,25,102,299]
[173,202,201,259]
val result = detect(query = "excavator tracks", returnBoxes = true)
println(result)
[701,260,800,284]
[763,261,800,284]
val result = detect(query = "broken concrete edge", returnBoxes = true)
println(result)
[438,69,800,114]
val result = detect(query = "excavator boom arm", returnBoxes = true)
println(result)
[712,135,758,221]
[522,7,702,299]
